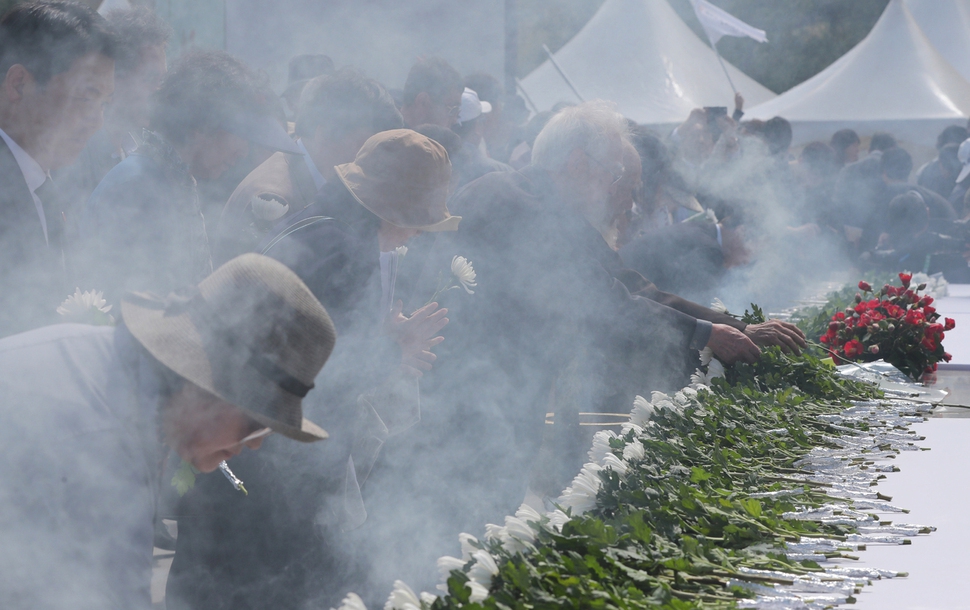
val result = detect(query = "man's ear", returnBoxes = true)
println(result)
[2,64,31,103]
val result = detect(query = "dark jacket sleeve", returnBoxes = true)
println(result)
[611,268,746,331]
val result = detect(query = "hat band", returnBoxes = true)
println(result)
[125,288,314,399]
[247,352,314,398]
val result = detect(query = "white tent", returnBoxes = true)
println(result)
[906,0,970,82]
[518,0,775,126]
[747,0,970,147]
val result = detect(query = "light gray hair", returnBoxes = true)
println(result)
[531,101,629,172]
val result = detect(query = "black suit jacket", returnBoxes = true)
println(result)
[0,137,65,337]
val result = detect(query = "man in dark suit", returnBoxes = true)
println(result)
[0,1,116,337]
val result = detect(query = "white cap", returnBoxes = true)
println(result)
[457,87,492,125]
[957,138,970,183]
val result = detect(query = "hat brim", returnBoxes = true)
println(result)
[122,299,328,443]
[958,164,970,184]
[335,163,460,232]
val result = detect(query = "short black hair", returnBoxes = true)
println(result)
[887,191,928,242]
[940,142,962,175]
[937,125,968,150]
[880,146,913,181]
[763,116,792,155]
[412,124,461,162]
[149,50,264,145]
[799,141,837,176]
[869,132,897,153]
[295,67,403,140]
[829,128,860,150]
[629,126,670,186]
[0,0,117,85]
[402,57,462,106]
[464,72,502,104]
[104,8,171,76]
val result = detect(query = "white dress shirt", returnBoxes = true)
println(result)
[0,127,48,244]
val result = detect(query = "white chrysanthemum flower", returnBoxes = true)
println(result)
[698,347,714,366]
[680,387,698,400]
[601,453,628,476]
[419,592,437,606]
[483,522,508,544]
[587,430,617,464]
[504,515,536,547]
[467,550,499,586]
[622,439,645,462]
[384,580,421,610]
[558,463,603,514]
[57,288,112,317]
[620,422,645,437]
[450,255,477,294]
[546,509,570,532]
[630,395,655,426]
[250,195,289,221]
[458,532,479,561]
[690,369,710,386]
[649,391,677,412]
[436,555,466,583]
[710,298,728,313]
[515,503,542,524]
[333,592,368,610]
[395,245,408,258]
[708,358,725,379]
[467,581,489,603]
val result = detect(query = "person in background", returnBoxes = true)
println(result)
[915,124,968,199]
[830,128,861,167]
[0,0,116,337]
[508,109,555,169]
[78,50,301,304]
[280,53,334,122]
[213,68,403,265]
[167,130,454,610]
[789,142,841,235]
[450,86,512,190]
[54,8,171,217]
[949,138,970,216]
[834,131,898,246]
[0,253,337,610]
[399,57,463,129]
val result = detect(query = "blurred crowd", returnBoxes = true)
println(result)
[0,2,966,610]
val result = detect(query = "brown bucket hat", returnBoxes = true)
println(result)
[335,129,460,232]
[121,253,336,442]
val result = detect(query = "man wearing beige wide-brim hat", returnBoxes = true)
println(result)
[165,129,458,610]
[0,253,337,609]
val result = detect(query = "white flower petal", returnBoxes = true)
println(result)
[419,592,437,606]
[450,255,477,294]
[467,581,489,602]
[395,246,408,258]
[458,532,478,561]
[334,592,368,610]
[710,298,728,313]
[483,522,508,544]
[630,395,655,426]
[57,288,112,318]
[708,358,725,379]
[384,580,421,610]
[558,463,603,514]
[514,503,542,524]
[467,549,499,586]
[622,439,645,462]
[587,430,616,464]
[698,347,714,366]
[546,509,570,532]
[601,453,628,476]
[436,555,466,582]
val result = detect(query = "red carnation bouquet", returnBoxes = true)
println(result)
[820,272,953,381]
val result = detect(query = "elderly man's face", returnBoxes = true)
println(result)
[162,381,268,472]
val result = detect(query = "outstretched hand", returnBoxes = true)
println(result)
[707,323,761,365]
[385,300,448,377]
[744,320,806,355]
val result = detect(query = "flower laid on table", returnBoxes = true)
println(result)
[56,288,114,325]
[820,272,953,381]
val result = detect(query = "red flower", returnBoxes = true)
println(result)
[854,302,868,314]
[923,305,937,316]
[945,352,953,362]
[834,311,846,321]
[945,318,956,331]
[886,304,904,318]
[920,296,934,307]
[904,290,918,303]
[870,311,885,322]
[868,344,880,354]
[828,321,842,333]
[921,336,938,351]
[843,339,864,358]
[820,334,829,344]
[858,280,872,292]
[926,323,944,339]
[905,310,925,325]
[860,313,872,327]
[899,272,912,287]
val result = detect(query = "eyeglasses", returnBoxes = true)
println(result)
[585,151,624,186]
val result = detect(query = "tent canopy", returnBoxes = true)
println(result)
[747,0,970,146]
[905,0,970,83]
[519,0,775,126]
